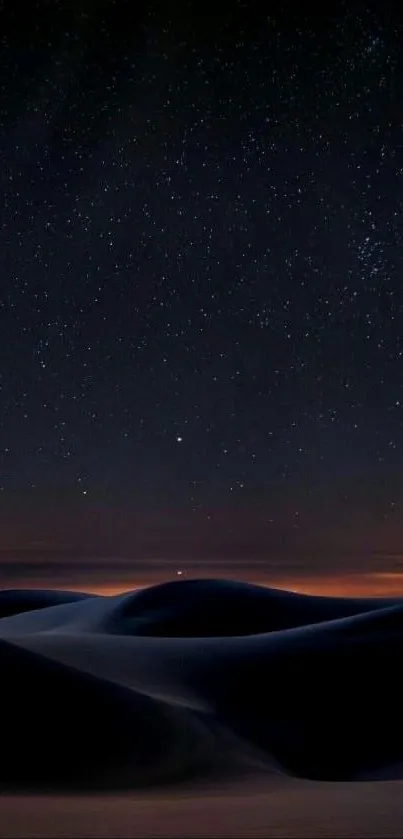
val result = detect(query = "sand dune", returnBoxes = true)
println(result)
[1,578,403,791]
[0,588,91,619]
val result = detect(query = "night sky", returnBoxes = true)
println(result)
[1,1,403,595]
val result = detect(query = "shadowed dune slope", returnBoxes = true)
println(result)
[190,602,403,781]
[0,637,215,791]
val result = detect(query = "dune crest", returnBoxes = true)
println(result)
[1,578,403,790]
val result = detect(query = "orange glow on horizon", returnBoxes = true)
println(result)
[62,571,403,599]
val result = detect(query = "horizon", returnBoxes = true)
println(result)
[2,556,403,598]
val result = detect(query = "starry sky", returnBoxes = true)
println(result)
[1,0,403,595]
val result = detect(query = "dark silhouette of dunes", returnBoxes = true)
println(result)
[1,578,403,790]
[0,589,91,619]
[101,578,400,637]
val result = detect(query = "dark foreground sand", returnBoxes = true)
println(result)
[3,779,403,838]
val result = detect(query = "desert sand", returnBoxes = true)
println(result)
[1,578,403,836]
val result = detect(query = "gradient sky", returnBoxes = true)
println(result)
[1,1,403,596]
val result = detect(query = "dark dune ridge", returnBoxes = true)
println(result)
[100,578,401,636]
[1,578,403,790]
